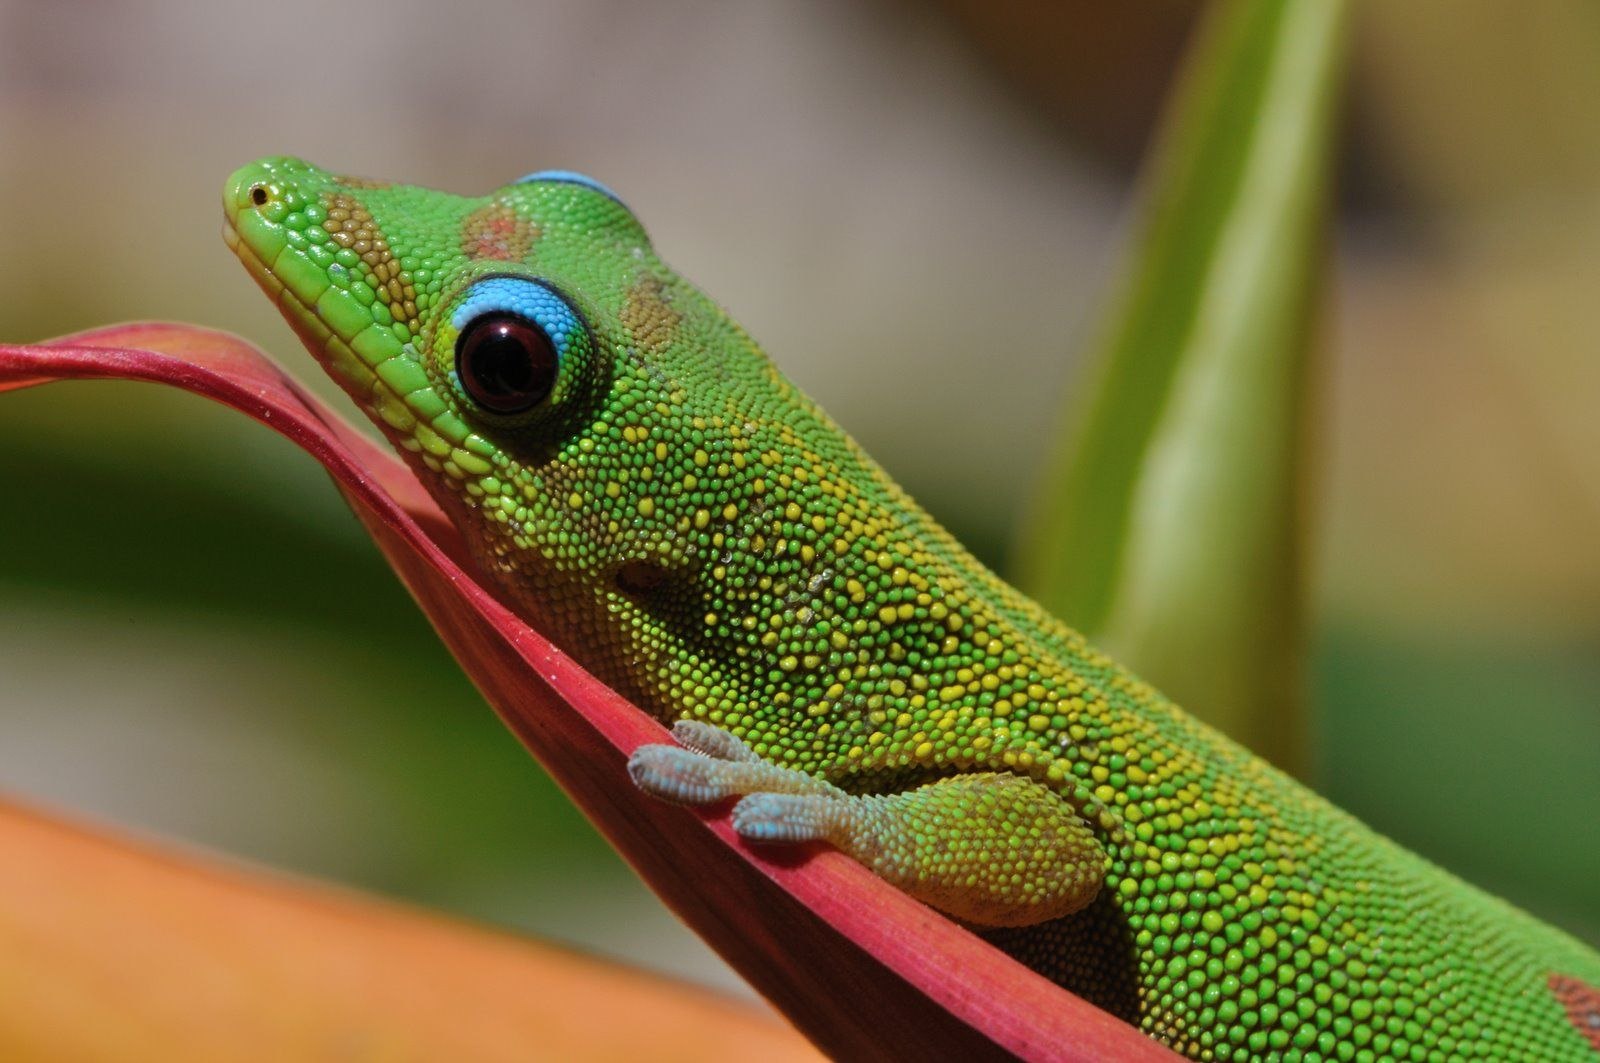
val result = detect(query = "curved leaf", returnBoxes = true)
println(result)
[1013,0,1347,773]
[0,324,1179,1061]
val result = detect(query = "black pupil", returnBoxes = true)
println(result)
[456,313,558,414]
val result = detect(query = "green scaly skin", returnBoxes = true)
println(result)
[223,157,1600,1061]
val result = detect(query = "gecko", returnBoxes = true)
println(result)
[222,156,1600,1061]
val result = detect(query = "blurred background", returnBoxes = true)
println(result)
[1,0,1596,997]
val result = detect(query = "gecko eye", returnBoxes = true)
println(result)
[455,312,558,414]
[444,276,593,429]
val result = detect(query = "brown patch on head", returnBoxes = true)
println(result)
[1551,973,1600,1050]
[323,193,419,335]
[461,202,539,261]
[333,175,393,190]
[620,276,680,355]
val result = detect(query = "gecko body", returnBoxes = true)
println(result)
[224,158,1600,1060]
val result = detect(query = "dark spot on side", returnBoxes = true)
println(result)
[616,560,667,594]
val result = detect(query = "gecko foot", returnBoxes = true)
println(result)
[628,720,1107,927]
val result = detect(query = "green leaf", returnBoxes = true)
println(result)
[1012,0,1347,773]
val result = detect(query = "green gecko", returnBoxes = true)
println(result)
[222,156,1600,1061]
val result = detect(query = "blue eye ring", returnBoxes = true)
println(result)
[515,169,627,208]
[449,275,592,421]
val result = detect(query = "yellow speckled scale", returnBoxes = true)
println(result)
[224,157,1600,1061]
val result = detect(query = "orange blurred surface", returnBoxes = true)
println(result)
[0,799,819,1063]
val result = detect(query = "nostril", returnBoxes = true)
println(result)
[249,184,270,206]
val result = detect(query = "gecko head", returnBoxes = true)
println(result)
[223,156,866,708]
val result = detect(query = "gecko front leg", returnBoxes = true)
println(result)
[629,720,1107,927]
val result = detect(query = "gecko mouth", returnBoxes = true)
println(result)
[222,217,339,360]
[222,211,407,430]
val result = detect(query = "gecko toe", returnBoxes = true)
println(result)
[731,792,839,845]
[627,744,735,804]
[670,719,762,762]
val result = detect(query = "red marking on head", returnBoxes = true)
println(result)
[474,217,518,259]
[462,203,537,262]
[1551,973,1600,1050]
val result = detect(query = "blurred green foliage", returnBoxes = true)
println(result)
[1015,0,1344,774]
[1318,627,1600,944]
[0,380,637,944]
